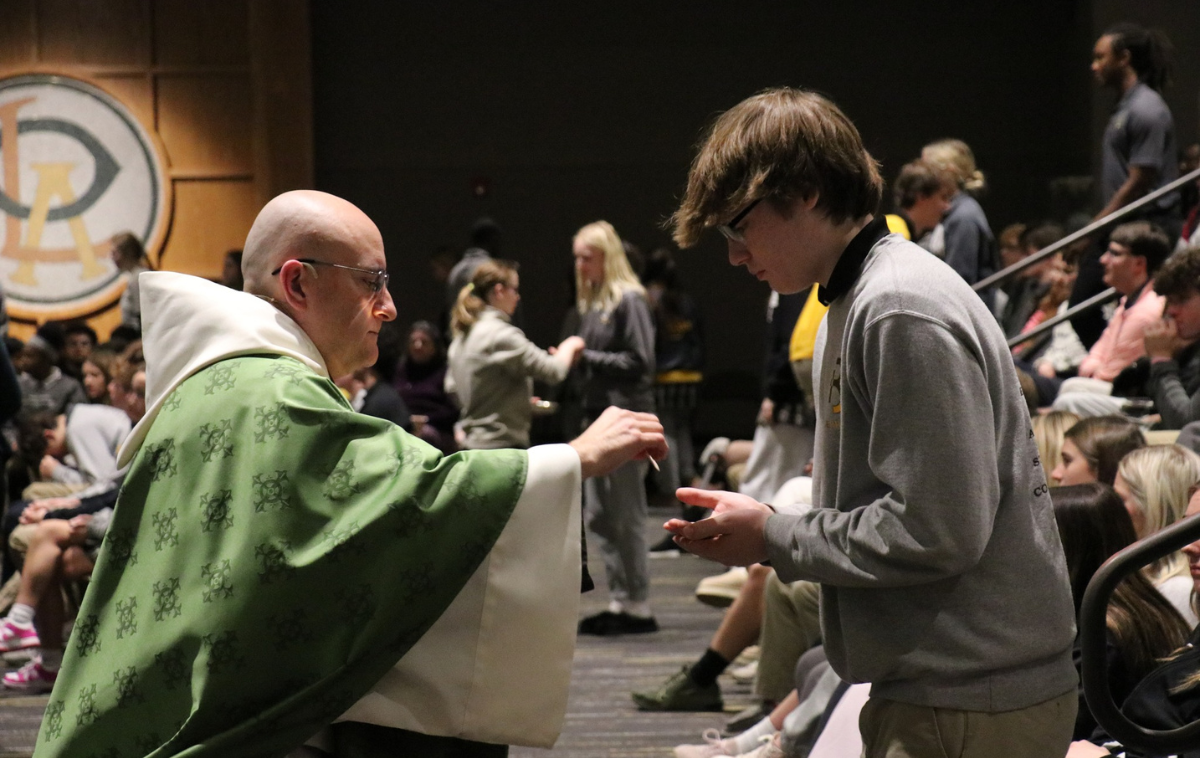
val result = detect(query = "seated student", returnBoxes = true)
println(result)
[394,320,459,454]
[80,348,116,405]
[1034,411,1082,476]
[885,160,952,244]
[60,321,97,382]
[1051,416,1146,487]
[1,358,144,581]
[1053,223,1171,415]
[1112,445,1200,625]
[14,335,86,416]
[1052,483,1190,741]
[1022,252,1089,376]
[1070,486,1200,758]
[0,507,110,692]
[1043,245,1200,425]
[1001,223,1066,339]
[1140,245,1200,428]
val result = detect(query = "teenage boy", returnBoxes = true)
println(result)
[666,87,1077,758]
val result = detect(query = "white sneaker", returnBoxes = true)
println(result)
[673,728,739,758]
[695,567,748,608]
[735,735,784,758]
[730,659,758,684]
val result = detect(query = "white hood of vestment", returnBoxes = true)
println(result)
[118,271,327,467]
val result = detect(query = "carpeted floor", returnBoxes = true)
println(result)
[0,505,750,757]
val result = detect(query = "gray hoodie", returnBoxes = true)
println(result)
[764,225,1077,712]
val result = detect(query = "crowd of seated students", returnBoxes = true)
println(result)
[0,321,145,692]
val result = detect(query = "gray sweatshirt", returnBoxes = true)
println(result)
[764,224,1077,713]
[447,307,569,449]
[576,289,655,414]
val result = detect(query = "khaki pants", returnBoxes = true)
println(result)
[9,523,37,559]
[21,482,86,500]
[859,690,1077,758]
[755,575,821,702]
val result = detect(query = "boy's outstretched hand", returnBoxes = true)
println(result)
[665,487,774,566]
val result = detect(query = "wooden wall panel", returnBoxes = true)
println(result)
[0,1,38,70]
[89,73,155,127]
[250,0,312,204]
[154,0,250,67]
[37,0,151,67]
[157,74,254,174]
[0,0,312,340]
[162,180,258,275]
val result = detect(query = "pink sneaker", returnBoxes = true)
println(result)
[0,620,39,653]
[3,658,57,693]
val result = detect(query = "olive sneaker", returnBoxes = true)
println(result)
[632,666,723,712]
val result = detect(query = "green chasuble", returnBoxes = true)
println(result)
[34,354,527,758]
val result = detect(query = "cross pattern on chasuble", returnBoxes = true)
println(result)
[40,355,530,756]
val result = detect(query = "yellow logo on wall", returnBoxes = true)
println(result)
[0,73,171,322]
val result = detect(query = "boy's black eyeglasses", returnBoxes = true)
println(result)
[717,198,762,243]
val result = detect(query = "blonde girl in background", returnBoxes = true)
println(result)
[1113,444,1200,625]
[446,259,584,450]
[571,221,659,636]
[1033,410,1081,480]
[922,139,998,312]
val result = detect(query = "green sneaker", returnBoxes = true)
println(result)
[631,666,723,712]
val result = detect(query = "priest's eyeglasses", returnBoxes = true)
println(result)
[271,258,390,293]
[717,198,762,244]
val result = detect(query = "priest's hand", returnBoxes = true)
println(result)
[665,488,773,566]
[570,406,667,479]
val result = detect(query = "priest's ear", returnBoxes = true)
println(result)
[276,259,317,310]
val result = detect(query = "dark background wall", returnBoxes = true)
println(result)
[312,1,1198,440]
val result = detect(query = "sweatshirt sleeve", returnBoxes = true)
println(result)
[1148,358,1200,429]
[45,487,119,520]
[580,292,655,380]
[492,322,570,385]
[764,312,1002,587]
[50,462,86,484]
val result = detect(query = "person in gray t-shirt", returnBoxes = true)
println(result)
[1093,23,1178,225]
[1072,24,1178,349]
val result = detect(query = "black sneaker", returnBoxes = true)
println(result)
[578,611,659,636]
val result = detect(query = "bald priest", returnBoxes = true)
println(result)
[33,191,666,758]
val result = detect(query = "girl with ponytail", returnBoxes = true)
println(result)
[922,139,999,311]
[446,259,584,450]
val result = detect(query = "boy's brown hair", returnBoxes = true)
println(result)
[893,160,946,210]
[1110,221,1172,276]
[671,87,883,248]
[1153,245,1200,300]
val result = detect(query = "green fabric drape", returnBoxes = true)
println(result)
[35,355,527,758]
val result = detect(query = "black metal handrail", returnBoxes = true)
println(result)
[1080,513,1200,753]
[975,166,1200,293]
[1006,287,1119,349]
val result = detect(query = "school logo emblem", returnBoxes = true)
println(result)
[0,73,170,321]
